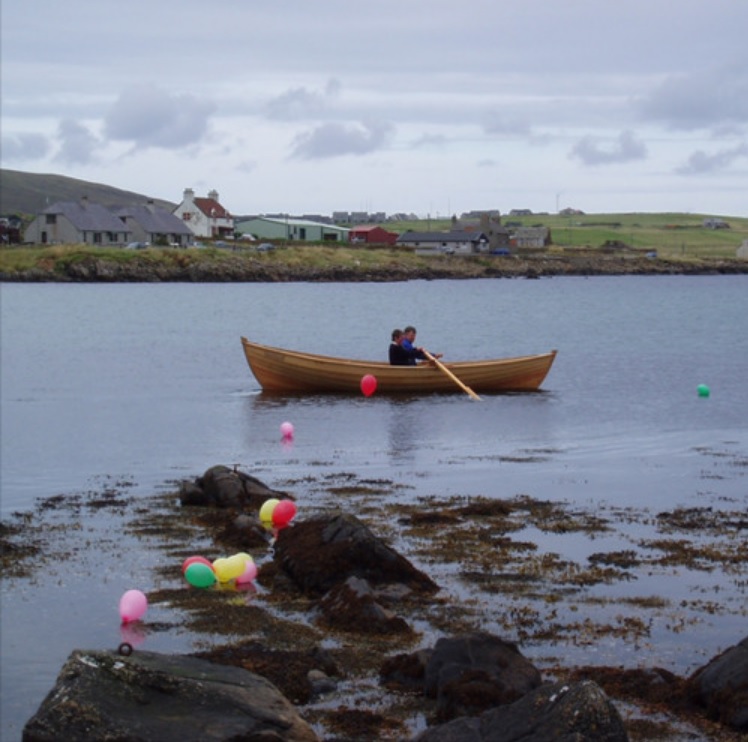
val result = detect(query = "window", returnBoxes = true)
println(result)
[45,214,56,225]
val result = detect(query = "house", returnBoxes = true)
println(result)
[235,216,349,242]
[348,225,398,246]
[396,230,488,255]
[703,218,730,230]
[173,188,234,239]
[452,213,510,251]
[23,198,131,246]
[113,202,194,246]
[511,226,551,249]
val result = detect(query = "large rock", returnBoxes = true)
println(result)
[424,632,543,721]
[415,680,628,741]
[23,649,318,742]
[381,631,543,722]
[317,576,413,635]
[273,511,439,596]
[180,465,289,509]
[687,634,748,730]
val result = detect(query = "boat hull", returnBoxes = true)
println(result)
[241,338,557,394]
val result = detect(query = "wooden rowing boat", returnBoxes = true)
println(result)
[241,337,557,394]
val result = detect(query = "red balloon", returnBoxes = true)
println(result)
[182,555,213,574]
[272,499,297,528]
[360,374,377,397]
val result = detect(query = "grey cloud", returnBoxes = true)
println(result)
[266,79,341,121]
[1,132,50,161]
[55,119,99,165]
[104,85,215,149]
[483,113,531,137]
[290,121,393,159]
[570,130,647,166]
[639,61,748,130]
[676,143,748,175]
[412,133,448,148]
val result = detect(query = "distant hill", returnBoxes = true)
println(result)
[0,169,176,216]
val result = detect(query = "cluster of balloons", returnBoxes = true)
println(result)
[360,374,377,397]
[182,553,257,589]
[259,498,298,530]
[119,589,148,624]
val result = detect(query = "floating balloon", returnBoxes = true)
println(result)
[697,384,710,398]
[119,589,148,624]
[259,498,280,523]
[236,559,258,584]
[212,556,244,583]
[182,555,212,574]
[280,421,294,439]
[273,499,297,529]
[185,562,216,588]
[360,374,377,397]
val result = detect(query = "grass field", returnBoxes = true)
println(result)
[387,212,748,259]
[2,213,747,274]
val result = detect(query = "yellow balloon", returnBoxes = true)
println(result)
[259,498,280,523]
[235,552,254,563]
[224,554,247,580]
[212,557,233,582]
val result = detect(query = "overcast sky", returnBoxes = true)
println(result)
[2,0,747,217]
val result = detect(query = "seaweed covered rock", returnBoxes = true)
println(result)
[23,649,318,741]
[273,511,439,596]
[179,465,289,510]
[415,680,628,741]
[687,634,748,731]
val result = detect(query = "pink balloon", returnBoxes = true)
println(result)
[182,555,212,574]
[360,374,377,397]
[280,421,294,439]
[272,499,297,528]
[236,560,258,584]
[119,589,148,624]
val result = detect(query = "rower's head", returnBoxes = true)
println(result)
[391,328,403,342]
[403,325,417,341]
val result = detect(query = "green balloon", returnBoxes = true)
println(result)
[185,562,216,588]
[697,384,710,398]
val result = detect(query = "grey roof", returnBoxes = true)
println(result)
[396,230,488,244]
[44,201,129,232]
[114,205,192,235]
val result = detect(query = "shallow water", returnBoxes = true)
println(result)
[1,276,747,739]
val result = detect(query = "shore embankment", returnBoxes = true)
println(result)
[1,245,747,282]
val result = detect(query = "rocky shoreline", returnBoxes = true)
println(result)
[1,253,747,283]
[5,465,747,741]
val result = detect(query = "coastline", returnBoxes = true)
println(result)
[1,252,747,283]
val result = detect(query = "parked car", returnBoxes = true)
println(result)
[256,243,275,252]
[490,248,511,256]
[126,241,149,250]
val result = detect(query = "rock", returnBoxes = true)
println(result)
[380,649,434,693]
[415,680,628,741]
[273,511,439,596]
[687,634,748,731]
[317,576,413,635]
[179,465,289,510]
[23,649,318,742]
[424,632,542,721]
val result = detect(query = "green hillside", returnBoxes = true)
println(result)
[0,169,175,216]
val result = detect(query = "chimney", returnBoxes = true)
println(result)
[208,189,219,202]
[183,188,195,202]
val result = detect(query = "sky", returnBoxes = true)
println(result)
[2,0,747,219]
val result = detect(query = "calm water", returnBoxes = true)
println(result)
[1,276,747,739]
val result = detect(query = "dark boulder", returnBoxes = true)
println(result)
[273,511,439,596]
[23,649,318,741]
[179,465,289,510]
[424,632,543,721]
[687,634,748,731]
[415,680,628,741]
[317,576,413,635]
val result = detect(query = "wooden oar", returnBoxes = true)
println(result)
[423,350,482,401]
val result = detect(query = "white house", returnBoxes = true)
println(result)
[173,188,234,239]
